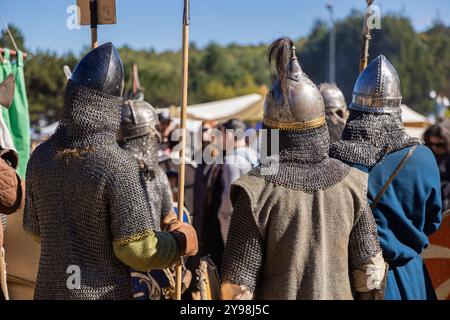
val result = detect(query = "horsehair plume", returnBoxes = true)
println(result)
[268,37,295,105]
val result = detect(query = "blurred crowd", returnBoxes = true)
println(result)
[423,119,450,213]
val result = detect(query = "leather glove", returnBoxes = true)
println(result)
[168,220,198,257]
[161,211,178,231]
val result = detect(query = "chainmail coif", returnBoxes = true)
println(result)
[119,135,173,231]
[330,110,420,167]
[250,124,351,193]
[23,80,155,300]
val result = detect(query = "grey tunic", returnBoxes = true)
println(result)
[223,168,379,299]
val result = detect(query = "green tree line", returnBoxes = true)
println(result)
[1,11,448,125]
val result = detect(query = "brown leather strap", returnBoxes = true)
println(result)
[0,149,19,169]
[370,145,417,210]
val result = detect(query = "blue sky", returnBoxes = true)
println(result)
[0,0,449,55]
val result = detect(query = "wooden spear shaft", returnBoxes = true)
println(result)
[90,0,98,48]
[359,0,374,73]
[176,0,190,301]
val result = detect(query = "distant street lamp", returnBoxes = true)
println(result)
[326,1,336,84]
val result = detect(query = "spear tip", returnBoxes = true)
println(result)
[183,0,190,26]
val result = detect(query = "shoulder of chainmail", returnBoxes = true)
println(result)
[349,204,382,268]
[223,181,264,293]
[85,141,144,183]
[343,168,370,225]
[247,159,352,194]
[329,110,420,167]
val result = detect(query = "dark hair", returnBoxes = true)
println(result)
[423,120,450,153]
[221,119,246,131]
[158,113,171,125]
[166,170,178,179]
[168,129,179,150]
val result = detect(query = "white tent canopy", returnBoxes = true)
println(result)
[186,93,262,121]
[169,117,203,132]
[401,105,429,139]
[158,93,264,123]
[401,105,428,124]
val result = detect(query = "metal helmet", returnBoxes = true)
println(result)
[319,83,347,110]
[263,38,325,131]
[349,55,402,113]
[117,100,161,143]
[0,74,15,109]
[70,42,124,97]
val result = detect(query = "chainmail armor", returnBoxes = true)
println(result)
[330,110,420,167]
[349,204,382,268]
[23,80,156,300]
[250,125,351,193]
[119,135,173,231]
[221,190,263,293]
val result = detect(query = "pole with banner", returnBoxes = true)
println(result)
[77,0,117,48]
[90,0,98,48]
[176,0,190,301]
[359,0,374,73]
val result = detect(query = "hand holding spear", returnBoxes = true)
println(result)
[175,0,190,301]
[359,0,374,73]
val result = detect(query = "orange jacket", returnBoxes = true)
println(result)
[0,148,25,248]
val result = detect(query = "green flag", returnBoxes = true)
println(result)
[1,49,30,178]
[0,50,13,132]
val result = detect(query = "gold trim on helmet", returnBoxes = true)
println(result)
[263,116,326,131]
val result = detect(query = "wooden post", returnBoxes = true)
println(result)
[77,0,116,45]
[90,0,98,48]
[77,0,117,49]
[175,0,190,301]
[132,64,139,95]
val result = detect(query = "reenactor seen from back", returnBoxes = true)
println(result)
[221,38,387,300]
[330,55,442,300]
[23,43,197,300]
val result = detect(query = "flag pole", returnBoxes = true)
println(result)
[90,0,98,48]
[359,0,374,73]
[176,0,190,301]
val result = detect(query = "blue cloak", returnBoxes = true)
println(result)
[350,145,442,300]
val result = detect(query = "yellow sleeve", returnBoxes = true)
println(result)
[113,231,180,271]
